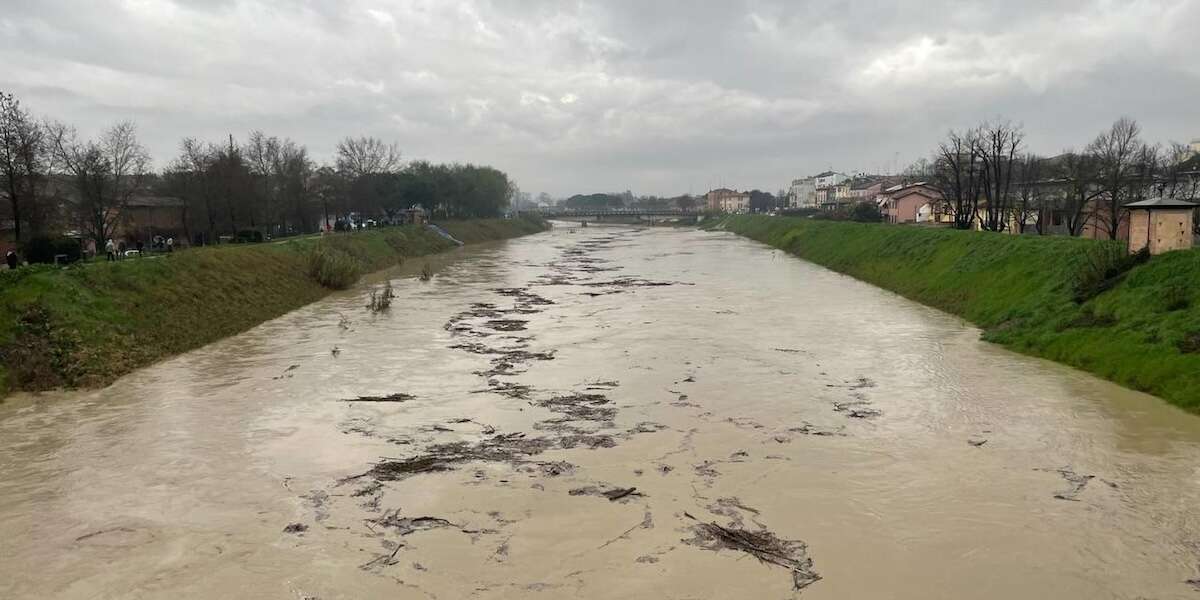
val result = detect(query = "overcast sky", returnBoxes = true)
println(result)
[2,0,1198,197]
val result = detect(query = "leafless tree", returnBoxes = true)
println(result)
[1088,117,1150,240]
[0,92,48,242]
[244,130,281,235]
[272,139,315,232]
[974,120,1023,232]
[46,120,150,249]
[1055,150,1103,237]
[1012,154,1043,234]
[335,136,401,179]
[931,128,983,230]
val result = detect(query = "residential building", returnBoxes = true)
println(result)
[814,171,848,190]
[788,178,816,208]
[704,188,751,213]
[881,183,943,224]
[113,195,187,243]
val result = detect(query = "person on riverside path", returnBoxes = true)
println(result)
[105,239,116,262]
[5,250,17,270]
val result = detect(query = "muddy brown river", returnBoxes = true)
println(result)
[4,224,1200,599]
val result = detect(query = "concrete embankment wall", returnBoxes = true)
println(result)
[0,217,548,396]
[712,215,1200,410]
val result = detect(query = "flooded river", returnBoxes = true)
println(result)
[4,224,1200,599]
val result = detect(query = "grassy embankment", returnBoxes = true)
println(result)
[0,217,548,396]
[711,215,1200,411]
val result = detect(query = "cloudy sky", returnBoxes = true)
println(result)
[2,0,1198,197]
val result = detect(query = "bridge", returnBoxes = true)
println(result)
[528,207,698,218]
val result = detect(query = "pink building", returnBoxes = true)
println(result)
[882,183,942,224]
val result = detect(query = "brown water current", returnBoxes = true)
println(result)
[4,224,1200,599]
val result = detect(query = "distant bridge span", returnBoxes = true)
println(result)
[530,207,698,218]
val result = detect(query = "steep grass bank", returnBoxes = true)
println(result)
[711,216,1200,410]
[0,217,547,395]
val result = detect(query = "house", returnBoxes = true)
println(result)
[788,178,816,208]
[1126,197,1197,254]
[113,195,187,244]
[704,188,750,213]
[881,183,943,224]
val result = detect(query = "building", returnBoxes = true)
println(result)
[705,188,751,213]
[788,178,816,208]
[113,195,187,243]
[1126,197,1197,255]
[881,183,943,224]
[814,171,848,190]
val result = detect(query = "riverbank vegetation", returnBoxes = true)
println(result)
[711,216,1200,410]
[1,90,523,264]
[0,216,546,396]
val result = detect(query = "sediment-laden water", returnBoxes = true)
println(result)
[4,224,1200,599]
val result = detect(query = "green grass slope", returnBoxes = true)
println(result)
[0,217,547,395]
[712,215,1200,410]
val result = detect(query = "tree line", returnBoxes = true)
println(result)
[0,91,518,251]
[915,117,1200,237]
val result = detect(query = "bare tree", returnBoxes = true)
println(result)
[931,128,983,230]
[1088,117,1149,240]
[0,92,47,242]
[1012,153,1043,234]
[171,137,217,243]
[46,120,151,249]
[1055,150,1103,237]
[974,120,1023,232]
[335,136,401,179]
[272,139,315,233]
[244,131,281,235]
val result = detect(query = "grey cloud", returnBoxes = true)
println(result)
[1,0,1196,196]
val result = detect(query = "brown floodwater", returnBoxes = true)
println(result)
[4,224,1200,599]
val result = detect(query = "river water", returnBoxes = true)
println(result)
[3,224,1200,599]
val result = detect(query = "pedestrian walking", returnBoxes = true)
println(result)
[5,250,17,270]
[105,239,116,262]
[166,237,174,253]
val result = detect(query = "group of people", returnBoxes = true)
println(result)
[102,237,174,261]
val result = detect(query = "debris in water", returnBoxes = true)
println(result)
[485,319,529,332]
[787,422,846,437]
[968,437,988,447]
[1037,467,1096,501]
[569,485,643,503]
[283,523,308,534]
[340,393,414,403]
[368,510,457,536]
[349,433,557,483]
[683,512,820,591]
[273,364,300,380]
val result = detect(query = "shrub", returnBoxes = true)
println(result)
[1178,332,1200,354]
[1164,284,1191,311]
[849,201,883,223]
[308,245,361,289]
[23,236,83,264]
[367,280,395,312]
[235,229,264,243]
[1072,245,1148,303]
